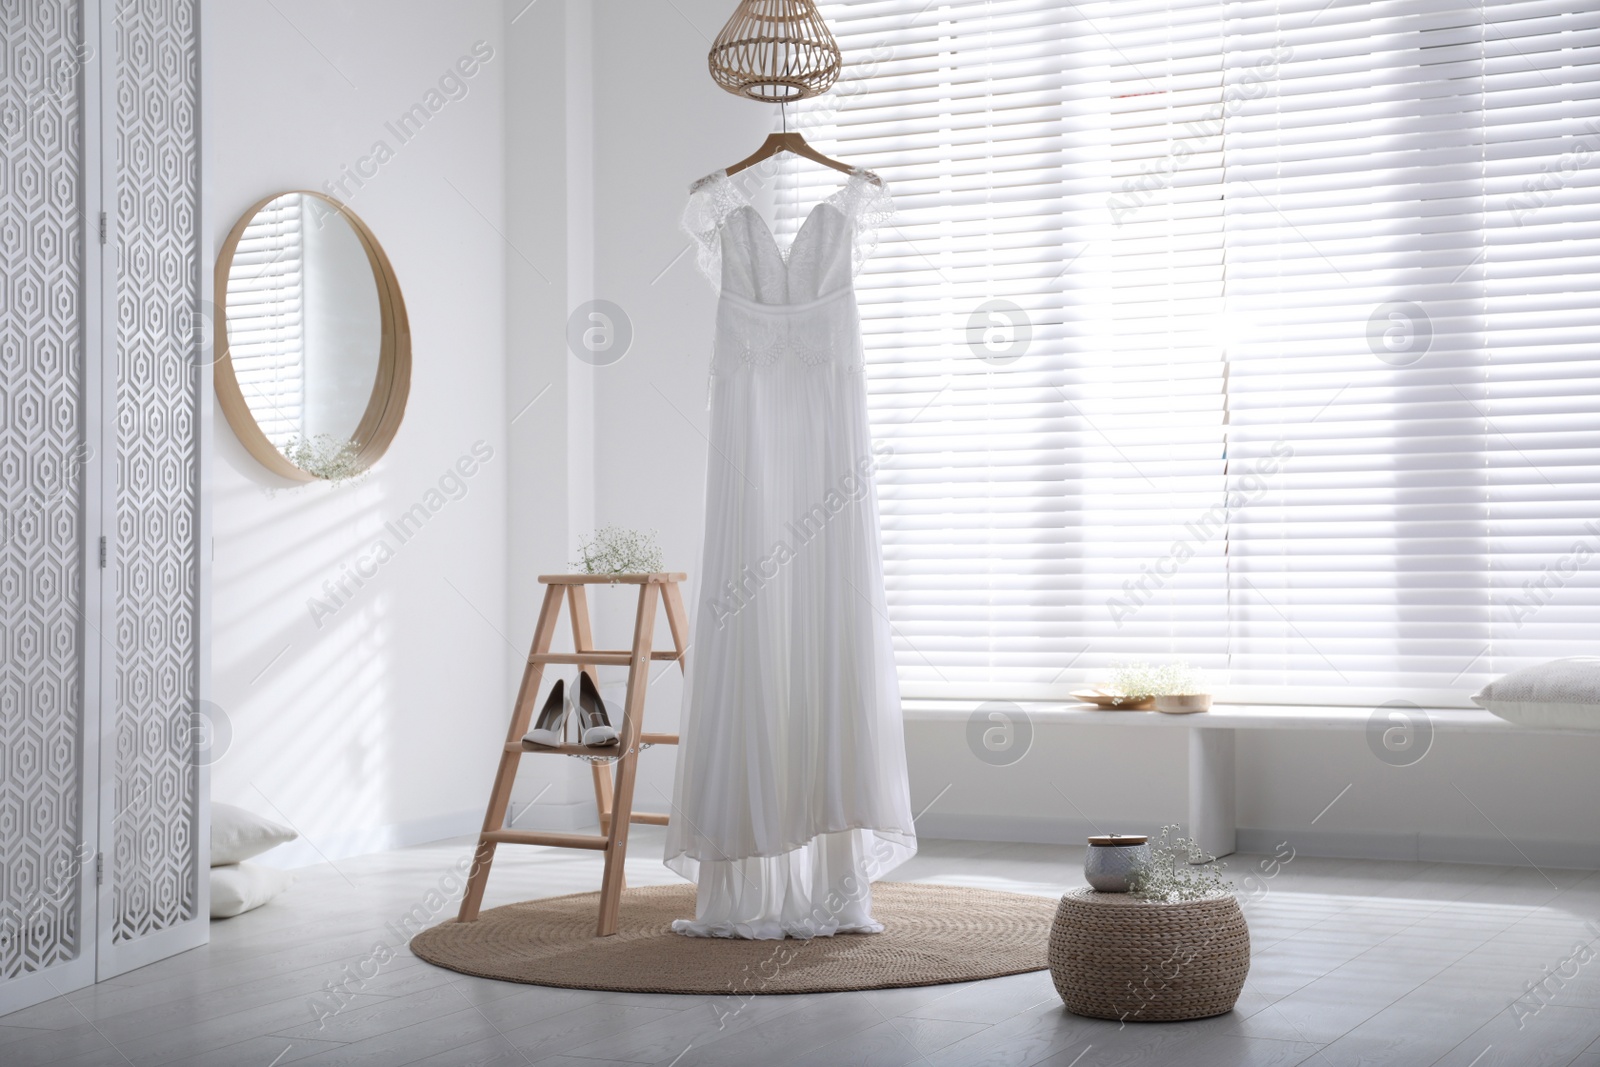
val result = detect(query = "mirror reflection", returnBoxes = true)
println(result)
[224,192,382,458]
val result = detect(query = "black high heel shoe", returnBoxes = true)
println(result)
[575,671,619,747]
[522,678,568,747]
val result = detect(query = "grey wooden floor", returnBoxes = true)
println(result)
[4,831,1600,1066]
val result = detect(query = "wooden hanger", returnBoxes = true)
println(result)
[707,102,880,186]
[720,130,881,186]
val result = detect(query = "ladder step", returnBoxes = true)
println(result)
[529,652,632,666]
[528,650,682,664]
[527,651,681,665]
[482,829,608,850]
[515,740,611,755]
[512,733,679,755]
[539,572,688,585]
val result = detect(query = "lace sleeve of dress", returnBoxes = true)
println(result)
[682,171,746,289]
[827,170,895,276]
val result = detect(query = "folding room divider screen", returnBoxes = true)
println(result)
[0,0,207,1015]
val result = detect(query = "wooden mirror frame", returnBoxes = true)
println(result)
[214,190,410,482]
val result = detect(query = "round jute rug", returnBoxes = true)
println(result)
[411,882,1054,995]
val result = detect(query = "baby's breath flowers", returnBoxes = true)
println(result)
[283,434,366,485]
[1128,824,1231,903]
[573,526,664,576]
[1107,662,1203,705]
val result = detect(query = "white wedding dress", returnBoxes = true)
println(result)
[665,168,917,939]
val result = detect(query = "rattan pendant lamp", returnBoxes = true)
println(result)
[708,0,841,102]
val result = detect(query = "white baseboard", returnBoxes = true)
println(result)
[915,812,1146,846]
[1235,826,1600,871]
[255,808,484,869]
[916,813,1600,871]
[250,797,679,869]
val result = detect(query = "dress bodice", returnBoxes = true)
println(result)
[683,168,891,305]
[683,169,892,374]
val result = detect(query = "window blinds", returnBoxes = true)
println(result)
[1221,0,1491,701]
[224,195,306,448]
[1483,0,1600,674]
[779,0,1600,705]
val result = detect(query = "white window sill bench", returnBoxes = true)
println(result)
[900,700,1582,859]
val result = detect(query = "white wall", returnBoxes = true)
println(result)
[583,0,774,822]
[204,0,510,864]
[495,0,598,832]
[493,0,776,834]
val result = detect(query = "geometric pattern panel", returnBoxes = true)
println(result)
[0,0,88,981]
[111,0,200,943]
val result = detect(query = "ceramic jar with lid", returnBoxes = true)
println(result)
[1084,833,1151,892]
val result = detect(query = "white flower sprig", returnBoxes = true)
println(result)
[283,434,366,485]
[573,525,664,576]
[1108,661,1202,702]
[1128,824,1231,903]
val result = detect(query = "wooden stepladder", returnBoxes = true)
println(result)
[457,572,690,936]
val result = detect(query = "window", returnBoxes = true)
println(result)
[777,0,1600,705]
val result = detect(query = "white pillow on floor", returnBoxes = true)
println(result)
[212,802,297,865]
[210,863,294,919]
[1472,657,1600,729]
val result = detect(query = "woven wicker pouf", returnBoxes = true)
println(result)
[1048,887,1250,1022]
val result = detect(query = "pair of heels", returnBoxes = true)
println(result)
[524,672,619,748]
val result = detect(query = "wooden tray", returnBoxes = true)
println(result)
[1071,690,1155,711]
[1154,694,1212,714]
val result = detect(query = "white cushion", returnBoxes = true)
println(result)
[211,802,297,866]
[209,863,294,919]
[1472,657,1600,729]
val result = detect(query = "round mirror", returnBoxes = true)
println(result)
[215,191,409,481]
